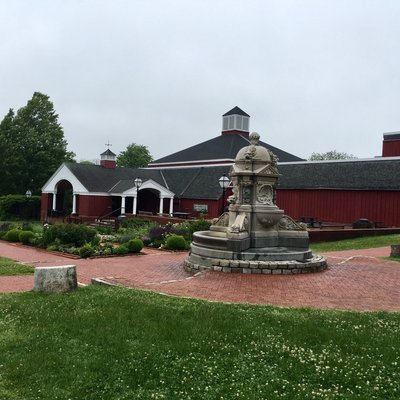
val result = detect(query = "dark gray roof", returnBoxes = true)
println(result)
[66,163,165,192]
[278,159,400,190]
[64,158,400,201]
[66,162,231,200]
[151,134,304,165]
[223,106,250,117]
[161,166,231,199]
[100,149,116,156]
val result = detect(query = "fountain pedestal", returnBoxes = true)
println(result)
[184,132,327,274]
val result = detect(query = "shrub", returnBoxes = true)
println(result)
[0,195,40,220]
[121,218,151,229]
[79,243,95,258]
[19,230,35,244]
[91,235,100,246]
[43,224,96,247]
[30,233,44,248]
[0,222,13,232]
[114,244,129,255]
[127,238,144,253]
[165,234,188,251]
[5,228,21,242]
[150,238,163,248]
[96,226,112,235]
[102,247,113,256]
[149,225,171,242]
[140,235,151,245]
[189,218,211,237]
[117,231,135,244]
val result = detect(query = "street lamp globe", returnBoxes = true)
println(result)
[134,177,143,189]
[218,174,230,189]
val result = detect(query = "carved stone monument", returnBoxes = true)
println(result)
[184,133,327,274]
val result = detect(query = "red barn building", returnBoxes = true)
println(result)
[41,107,400,226]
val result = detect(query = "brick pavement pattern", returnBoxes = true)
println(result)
[0,241,399,311]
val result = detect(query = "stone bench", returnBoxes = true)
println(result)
[34,265,77,293]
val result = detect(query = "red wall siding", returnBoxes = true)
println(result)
[79,195,112,218]
[382,140,400,157]
[176,198,221,219]
[40,193,52,220]
[277,189,400,226]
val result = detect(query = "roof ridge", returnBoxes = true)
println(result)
[179,168,203,196]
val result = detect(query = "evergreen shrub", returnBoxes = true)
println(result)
[127,238,144,253]
[165,234,187,251]
[79,244,95,258]
[114,245,129,255]
[189,218,211,237]
[19,230,35,244]
[43,224,96,247]
[0,195,40,220]
[5,228,21,242]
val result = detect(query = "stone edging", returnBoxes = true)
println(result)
[183,255,327,274]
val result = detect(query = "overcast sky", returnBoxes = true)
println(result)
[1,0,400,162]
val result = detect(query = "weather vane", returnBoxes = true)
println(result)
[105,141,112,149]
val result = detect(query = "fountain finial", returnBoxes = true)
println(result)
[249,132,260,145]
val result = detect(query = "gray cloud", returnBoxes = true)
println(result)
[1,0,399,162]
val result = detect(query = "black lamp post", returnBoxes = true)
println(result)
[134,177,142,215]
[218,174,230,215]
[25,189,32,198]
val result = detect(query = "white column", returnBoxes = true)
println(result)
[52,191,57,211]
[159,196,164,215]
[133,195,137,215]
[121,196,126,215]
[169,196,174,216]
[72,193,77,214]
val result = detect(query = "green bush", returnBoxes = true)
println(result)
[114,245,129,255]
[43,224,96,247]
[121,218,152,229]
[5,228,21,242]
[117,231,135,244]
[127,238,144,253]
[79,243,95,258]
[30,233,44,248]
[165,234,187,251]
[96,226,113,235]
[19,230,35,244]
[189,218,211,237]
[0,195,40,220]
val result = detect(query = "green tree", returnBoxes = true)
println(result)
[0,92,75,195]
[0,109,18,193]
[309,150,357,161]
[116,143,153,168]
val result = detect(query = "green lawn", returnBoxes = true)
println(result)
[0,256,34,276]
[0,286,399,399]
[311,234,400,253]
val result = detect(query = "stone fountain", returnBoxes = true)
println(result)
[184,132,327,274]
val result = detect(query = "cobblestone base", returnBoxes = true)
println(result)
[183,255,327,274]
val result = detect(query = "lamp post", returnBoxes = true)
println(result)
[134,177,142,215]
[25,189,32,198]
[218,174,230,215]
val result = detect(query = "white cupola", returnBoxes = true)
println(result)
[100,149,117,169]
[222,106,250,136]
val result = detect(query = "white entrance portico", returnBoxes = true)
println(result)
[113,179,175,216]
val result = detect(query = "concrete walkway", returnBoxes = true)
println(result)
[0,241,399,312]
